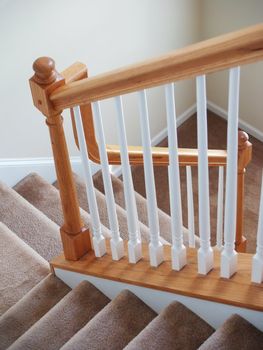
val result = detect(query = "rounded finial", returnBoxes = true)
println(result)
[238,130,249,150]
[32,57,57,84]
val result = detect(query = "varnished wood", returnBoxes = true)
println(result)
[235,131,252,252]
[30,57,92,260]
[50,24,263,110]
[51,240,263,312]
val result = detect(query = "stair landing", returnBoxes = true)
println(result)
[51,241,263,312]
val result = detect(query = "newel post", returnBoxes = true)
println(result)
[29,57,92,260]
[235,130,252,252]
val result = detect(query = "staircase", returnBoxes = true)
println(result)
[1,172,263,349]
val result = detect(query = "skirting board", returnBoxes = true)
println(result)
[207,101,263,143]
[0,157,101,187]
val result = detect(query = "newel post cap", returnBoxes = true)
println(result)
[238,130,249,150]
[32,57,58,85]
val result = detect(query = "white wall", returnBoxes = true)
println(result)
[0,0,201,159]
[201,0,263,134]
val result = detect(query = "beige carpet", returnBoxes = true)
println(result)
[199,314,263,350]
[0,181,62,261]
[8,281,110,350]
[125,302,214,350]
[131,111,262,252]
[60,290,157,350]
[0,274,71,349]
[0,223,49,316]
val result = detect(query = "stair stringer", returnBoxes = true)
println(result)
[54,267,263,332]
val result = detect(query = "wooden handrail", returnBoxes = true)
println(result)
[50,23,263,110]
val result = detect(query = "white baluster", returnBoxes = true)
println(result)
[138,90,164,267]
[221,67,240,278]
[216,166,224,250]
[115,96,142,263]
[252,172,263,283]
[165,83,186,270]
[186,166,195,248]
[73,106,106,257]
[196,75,214,274]
[92,102,124,260]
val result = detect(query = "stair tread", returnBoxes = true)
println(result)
[0,180,62,261]
[61,289,157,350]
[198,314,263,350]
[125,301,214,350]
[0,222,49,317]
[0,274,71,349]
[14,172,111,239]
[8,281,110,350]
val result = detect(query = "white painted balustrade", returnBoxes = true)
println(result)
[252,172,263,283]
[115,96,142,263]
[92,102,124,260]
[73,106,106,257]
[221,67,240,278]
[216,166,224,250]
[186,166,195,248]
[196,75,214,274]
[165,83,186,270]
[138,90,164,267]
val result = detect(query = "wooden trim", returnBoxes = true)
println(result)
[50,24,263,110]
[104,145,227,166]
[51,240,263,312]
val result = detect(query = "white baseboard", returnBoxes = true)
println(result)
[207,100,263,142]
[0,104,197,186]
[111,103,197,177]
[0,157,101,187]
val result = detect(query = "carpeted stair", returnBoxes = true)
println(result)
[0,170,263,349]
[124,302,214,350]
[0,223,49,316]
[0,181,62,261]
[0,274,71,349]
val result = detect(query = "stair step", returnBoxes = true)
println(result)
[125,301,214,350]
[54,172,169,244]
[0,274,71,349]
[0,223,49,316]
[60,289,157,350]
[198,314,263,350]
[8,281,110,350]
[0,180,61,261]
[14,172,111,238]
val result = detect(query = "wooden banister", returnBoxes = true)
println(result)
[235,131,252,252]
[29,57,92,261]
[50,23,263,110]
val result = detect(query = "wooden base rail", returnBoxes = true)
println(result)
[51,240,263,312]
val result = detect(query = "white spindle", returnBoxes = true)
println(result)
[92,102,124,260]
[221,67,240,278]
[216,166,224,250]
[73,106,106,257]
[165,83,186,270]
[115,96,142,263]
[138,90,164,267]
[252,172,263,283]
[196,75,214,274]
[186,166,195,248]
